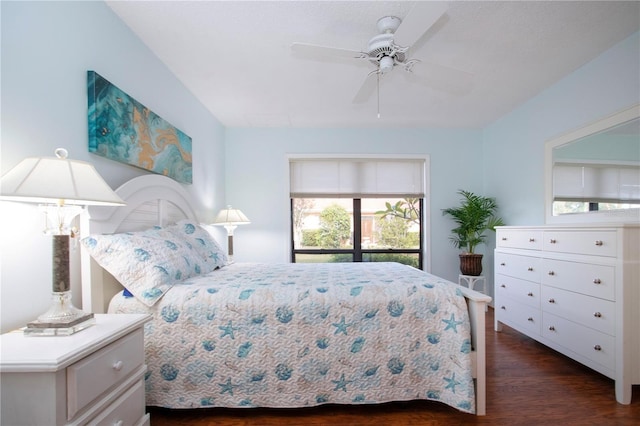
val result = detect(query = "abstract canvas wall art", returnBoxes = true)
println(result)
[87,71,192,184]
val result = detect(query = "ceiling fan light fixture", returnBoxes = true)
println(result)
[379,55,394,73]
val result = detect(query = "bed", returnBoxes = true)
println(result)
[80,175,491,416]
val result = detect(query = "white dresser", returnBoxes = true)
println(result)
[1,314,151,425]
[494,224,640,404]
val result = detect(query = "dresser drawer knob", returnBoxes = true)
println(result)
[527,317,534,322]
[502,237,507,241]
[527,292,533,297]
[548,271,555,276]
[594,312,602,318]
[548,326,555,331]
[527,267,534,272]
[529,238,535,242]
[549,238,557,244]
[548,298,555,304]
[594,240,603,246]
[501,306,506,310]
[501,284,506,288]
[594,345,602,351]
[500,262,506,266]
[112,360,124,371]
[593,278,602,284]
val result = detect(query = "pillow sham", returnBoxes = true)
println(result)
[82,227,207,307]
[166,220,228,269]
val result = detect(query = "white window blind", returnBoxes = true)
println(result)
[290,158,425,198]
[553,164,640,202]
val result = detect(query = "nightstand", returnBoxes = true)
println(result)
[1,314,151,426]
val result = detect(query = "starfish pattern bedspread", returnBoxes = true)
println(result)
[109,262,476,413]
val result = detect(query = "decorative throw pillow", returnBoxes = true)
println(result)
[166,220,228,270]
[82,226,207,306]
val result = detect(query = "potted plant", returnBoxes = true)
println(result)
[442,190,504,276]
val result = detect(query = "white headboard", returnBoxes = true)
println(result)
[80,175,198,313]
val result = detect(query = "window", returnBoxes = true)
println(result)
[552,163,640,215]
[291,197,423,268]
[289,157,426,268]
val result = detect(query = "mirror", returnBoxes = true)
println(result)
[545,105,640,224]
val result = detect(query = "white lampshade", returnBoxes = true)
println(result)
[214,205,251,225]
[1,148,125,206]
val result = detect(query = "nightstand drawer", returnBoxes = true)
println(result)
[67,328,144,419]
[89,377,145,426]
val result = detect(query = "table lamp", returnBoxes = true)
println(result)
[0,148,125,335]
[213,205,250,260]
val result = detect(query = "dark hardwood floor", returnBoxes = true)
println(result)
[148,308,639,425]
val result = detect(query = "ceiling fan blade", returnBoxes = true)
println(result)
[405,61,474,95]
[291,42,369,60]
[353,70,381,104]
[393,2,447,48]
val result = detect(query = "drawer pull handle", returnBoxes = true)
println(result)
[549,238,557,244]
[501,306,506,310]
[594,345,602,351]
[502,237,507,241]
[501,284,506,288]
[527,267,534,272]
[548,298,555,304]
[548,271,555,276]
[548,326,555,331]
[594,240,603,246]
[500,262,506,266]
[527,292,533,297]
[529,238,535,242]
[594,312,602,318]
[527,317,534,322]
[113,360,124,371]
[593,278,602,284]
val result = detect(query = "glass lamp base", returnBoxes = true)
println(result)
[24,291,95,336]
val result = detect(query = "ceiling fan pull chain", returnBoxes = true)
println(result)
[377,72,381,119]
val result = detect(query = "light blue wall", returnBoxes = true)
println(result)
[483,32,640,226]
[0,1,226,332]
[224,127,484,283]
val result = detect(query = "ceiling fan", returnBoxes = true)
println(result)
[291,2,472,113]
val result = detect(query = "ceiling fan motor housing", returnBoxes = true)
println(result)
[367,33,406,70]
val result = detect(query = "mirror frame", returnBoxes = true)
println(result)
[544,104,640,224]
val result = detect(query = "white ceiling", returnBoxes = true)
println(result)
[106,1,640,129]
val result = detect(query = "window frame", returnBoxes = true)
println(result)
[290,197,424,269]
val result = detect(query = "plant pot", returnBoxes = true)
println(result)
[459,253,483,276]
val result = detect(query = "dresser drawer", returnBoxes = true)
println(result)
[542,286,615,336]
[67,329,144,420]
[495,251,541,282]
[543,230,617,257]
[543,312,615,372]
[496,296,541,337]
[541,258,615,301]
[497,229,543,250]
[495,274,540,308]
[88,377,145,426]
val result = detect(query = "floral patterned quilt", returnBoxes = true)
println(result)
[108,262,476,413]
